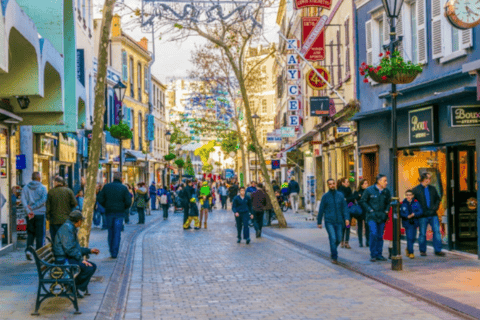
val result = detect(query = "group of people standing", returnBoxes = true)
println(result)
[317,173,446,264]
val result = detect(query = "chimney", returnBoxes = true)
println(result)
[112,14,121,37]
[138,37,148,51]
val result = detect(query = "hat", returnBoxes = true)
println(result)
[190,197,196,203]
[152,181,155,184]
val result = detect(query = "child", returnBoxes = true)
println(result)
[400,189,423,259]
[184,197,200,230]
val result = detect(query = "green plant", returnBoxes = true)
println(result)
[360,50,422,83]
[107,121,133,140]
[164,153,176,161]
[184,155,195,176]
[174,158,185,168]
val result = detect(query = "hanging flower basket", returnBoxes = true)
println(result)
[360,50,422,84]
[107,121,133,140]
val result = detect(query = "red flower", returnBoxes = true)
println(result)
[361,62,367,66]
[379,53,383,57]
[386,50,391,55]
[374,69,378,74]
[377,66,382,71]
[381,76,387,81]
[360,71,366,76]
[369,67,375,72]
[363,78,369,83]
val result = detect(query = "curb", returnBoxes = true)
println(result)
[263,227,480,320]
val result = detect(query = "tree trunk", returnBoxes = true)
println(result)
[78,0,117,246]
[234,119,247,188]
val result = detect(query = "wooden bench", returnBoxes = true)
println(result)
[27,244,84,315]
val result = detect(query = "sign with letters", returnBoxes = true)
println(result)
[281,127,295,138]
[287,39,300,50]
[288,100,300,111]
[77,49,85,86]
[288,85,300,96]
[310,97,329,116]
[287,69,300,80]
[301,16,327,61]
[295,0,332,9]
[408,106,435,145]
[288,115,300,126]
[287,54,299,65]
[307,67,329,90]
[450,105,480,127]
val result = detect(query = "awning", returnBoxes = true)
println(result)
[125,150,153,162]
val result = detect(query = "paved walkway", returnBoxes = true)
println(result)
[122,208,462,320]
[264,210,480,318]
[0,208,163,320]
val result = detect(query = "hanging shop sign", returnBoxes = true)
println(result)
[449,105,480,127]
[288,100,300,111]
[310,96,330,116]
[287,68,301,80]
[271,159,281,170]
[301,16,327,61]
[76,49,85,86]
[307,67,330,90]
[281,127,296,138]
[267,132,282,143]
[337,127,351,133]
[288,84,301,96]
[295,0,332,9]
[288,115,300,127]
[38,137,54,156]
[408,106,435,145]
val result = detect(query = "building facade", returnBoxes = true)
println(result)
[152,76,168,185]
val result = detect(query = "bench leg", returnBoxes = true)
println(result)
[31,284,42,316]
[71,284,82,315]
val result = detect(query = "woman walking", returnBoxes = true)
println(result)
[337,177,356,249]
[219,182,228,210]
[353,179,370,247]
[135,182,149,224]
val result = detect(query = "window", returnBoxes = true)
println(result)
[411,2,418,64]
[397,1,426,64]
[122,51,128,81]
[82,0,86,25]
[329,39,335,86]
[131,110,136,149]
[344,17,351,78]
[137,62,142,102]
[336,29,342,85]
[88,0,92,30]
[451,26,460,52]
[144,66,149,92]
[138,112,143,149]
[262,99,267,113]
[129,58,134,97]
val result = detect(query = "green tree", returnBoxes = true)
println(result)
[174,158,185,181]
[184,155,195,176]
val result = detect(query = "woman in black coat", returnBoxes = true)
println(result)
[337,177,357,248]
[352,179,370,247]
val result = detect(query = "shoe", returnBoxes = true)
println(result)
[194,227,200,230]
[377,256,387,261]
[388,248,392,259]
[435,251,446,257]
[246,239,251,244]
[256,230,261,238]
[370,258,376,262]
[237,239,241,243]
[359,242,363,248]
[405,248,410,258]
[340,241,345,248]
[25,252,33,261]
[331,259,338,265]
[420,252,427,256]
[409,253,415,259]
[183,227,191,230]
[344,242,351,249]
[77,289,86,299]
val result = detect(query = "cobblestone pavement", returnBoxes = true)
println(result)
[123,208,463,320]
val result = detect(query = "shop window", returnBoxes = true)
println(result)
[459,151,469,191]
[343,148,355,183]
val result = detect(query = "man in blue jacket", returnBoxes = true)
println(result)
[232,187,254,244]
[149,181,157,210]
[97,172,132,258]
[317,179,349,264]
[288,177,300,213]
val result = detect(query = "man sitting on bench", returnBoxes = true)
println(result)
[52,210,100,298]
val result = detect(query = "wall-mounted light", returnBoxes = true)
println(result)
[16,96,30,110]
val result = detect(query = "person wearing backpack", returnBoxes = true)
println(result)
[157,186,171,220]
[135,182,149,224]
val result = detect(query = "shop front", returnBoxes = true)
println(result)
[0,127,11,249]
[56,134,77,189]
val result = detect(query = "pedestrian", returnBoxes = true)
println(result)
[232,187,253,244]
[75,190,84,212]
[52,210,100,298]
[183,197,201,230]
[181,180,195,225]
[46,176,77,242]
[288,176,300,213]
[412,173,445,257]
[359,174,392,262]
[149,181,157,211]
[228,182,239,204]
[352,179,370,247]
[199,181,211,229]
[337,177,357,249]
[400,189,423,259]
[264,188,274,227]
[245,181,257,198]
[271,180,280,193]
[93,184,106,229]
[130,183,137,215]
[22,172,48,260]
[158,186,171,220]
[97,172,132,258]
[135,182,149,224]
[218,182,228,210]
[251,183,267,238]
[317,179,350,264]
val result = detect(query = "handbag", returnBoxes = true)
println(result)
[348,202,363,218]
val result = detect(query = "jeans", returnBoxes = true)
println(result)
[342,218,353,242]
[106,214,124,258]
[137,207,145,224]
[183,204,190,225]
[235,212,251,240]
[325,222,344,260]
[368,221,385,259]
[26,214,45,251]
[49,224,62,243]
[419,216,443,253]
[356,216,370,246]
[403,222,418,254]
[290,193,299,212]
[67,259,97,292]
[221,195,227,210]
[101,214,107,229]
[253,211,264,234]
[162,204,169,219]
[150,195,157,210]
[93,210,101,227]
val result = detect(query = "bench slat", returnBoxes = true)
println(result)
[38,248,54,260]
[35,243,52,256]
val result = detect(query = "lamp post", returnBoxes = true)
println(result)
[381,0,404,271]
[252,113,260,182]
[114,80,127,173]
[165,130,172,186]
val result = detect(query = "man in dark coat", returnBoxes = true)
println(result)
[149,181,157,210]
[228,182,239,203]
[46,176,77,242]
[317,179,349,264]
[359,174,391,262]
[97,172,132,258]
[412,173,445,257]
[337,177,356,249]
[251,183,267,238]
[288,177,300,213]
[232,187,253,244]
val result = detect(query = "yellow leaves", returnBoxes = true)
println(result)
[134,8,141,16]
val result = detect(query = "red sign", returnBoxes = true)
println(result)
[307,67,330,90]
[302,17,326,61]
[295,0,332,10]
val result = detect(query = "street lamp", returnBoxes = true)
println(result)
[382,0,404,271]
[252,113,260,182]
[165,130,172,185]
[114,80,127,173]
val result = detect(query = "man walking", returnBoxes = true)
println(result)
[22,172,48,260]
[46,176,77,242]
[181,180,194,226]
[149,181,157,210]
[97,172,132,258]
[232,187,253,244]
[360,174,392,262]
[251,183,267,238]
[228,182,239,204]
[288,177,300,213]
[412,173,445,257]
[317,179,349,264]
[245,181,257,198]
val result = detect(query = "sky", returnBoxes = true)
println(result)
[93,0,280,83]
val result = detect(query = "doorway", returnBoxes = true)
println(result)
[449,146,478,254]
[361,152,378,187]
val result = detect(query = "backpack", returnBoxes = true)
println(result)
[160,193,168,204]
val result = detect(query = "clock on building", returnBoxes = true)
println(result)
[445,0,480,29]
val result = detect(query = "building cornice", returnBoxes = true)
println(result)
[355,0,372,10]
[112,34,152,61]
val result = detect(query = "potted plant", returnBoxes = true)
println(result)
[107,121,133,140]
[360,50,422,85]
